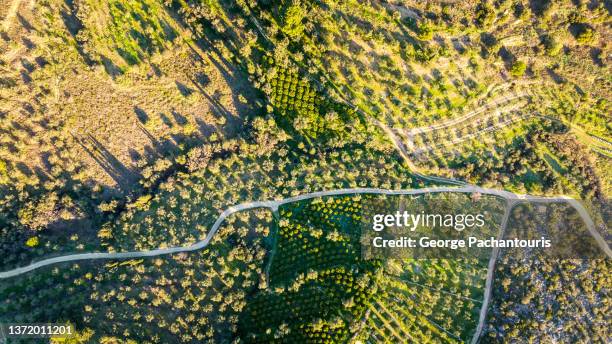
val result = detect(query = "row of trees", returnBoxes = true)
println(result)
[240,195,379,342]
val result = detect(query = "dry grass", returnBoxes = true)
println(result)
[0,0,258,192]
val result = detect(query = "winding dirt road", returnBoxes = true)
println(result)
[1,186,608,278]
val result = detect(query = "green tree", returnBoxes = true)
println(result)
[282,1,306,39]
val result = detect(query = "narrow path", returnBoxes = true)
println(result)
[399,302,463,342]
[372,298,416,341]
[367,301,410,342]
[534,113,612,156]
[407,91,531,135]
[394,279,482,303]
[470,199,513,344]
[400,92,610,158]
[415,113,529,153]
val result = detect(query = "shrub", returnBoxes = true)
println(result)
[541,35,562,56]
[475,2,495,28]
[417,20,434,40]
[573,23,596,44]
[510,60,527,77]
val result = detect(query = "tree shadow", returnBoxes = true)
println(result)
[74,133,140,191]
[100,55,123,79]
[497,46,516,71]
[160,113,174,127]
[151,63,162,77]
[16,14,34,32]
[20,58,35,73]
[133,106,149,123]
[528,0,553,16]
[568,22,593,40]
[21,37,36,50]
[21,102,35,114]
[164,5,263,118]
[34,56,48,68]
[136,122,163,156]
[128,148,141,162]
[451,38,466,54]
[175,81,194,97]
[171,110,188,125]
[136,122,179,158]
[60,0,82,35]
[190,38,257,120]
[11,121,35,136]
[20,70,32,84]
[15,162,33,177]
[187,74,234,120]
[195,118,217,137]
[589,47,604,67]
[545,67,566,84]
[479,32,497,59]
[39,151,54,171]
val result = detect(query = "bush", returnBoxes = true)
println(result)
[417,20,434,40]
[475,2,495,28]
[541,35,562,56]
[573,23,596,44]
[132,195,153,210]
[510,60,527,77]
